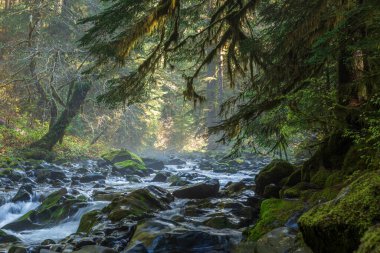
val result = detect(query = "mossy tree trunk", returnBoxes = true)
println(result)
[30,82,91,151]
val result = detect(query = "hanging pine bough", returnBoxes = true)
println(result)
[80,0,380,153]
[80,0,259,106]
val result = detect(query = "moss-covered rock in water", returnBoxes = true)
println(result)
[103,185,173,222]
[0,229,20,243]
[356,225,380,253]
[101,149,147,176]
[3,188,87,231]
[298,171,380,253]
[113,160,146,171]
[255,160,295,196]
[77,210,102,234]
[246,199,304,241]
[102,149,144,164]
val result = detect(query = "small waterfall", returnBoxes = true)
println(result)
[0,201,40,228]
[2,201,109,245]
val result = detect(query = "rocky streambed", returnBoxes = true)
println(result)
[0,151,270,253]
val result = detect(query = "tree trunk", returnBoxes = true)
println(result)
[31,82,91,150]
[206,53,217,150]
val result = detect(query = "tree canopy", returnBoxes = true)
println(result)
[79,0,380,155]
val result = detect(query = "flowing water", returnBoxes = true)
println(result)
[0,157,269,248]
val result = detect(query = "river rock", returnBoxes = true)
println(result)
[7,169,27,181]
[21,177,36,185]
[128,218,241,253]
[263,183,281,198]
[167,158,186,165]
[202,215,240,229]
[41,239,56,245]
[255,159,295,196]
[143,158,165,170]
[123,243,148,253]
[76,173,106,183]
[35,167,66,183]
[102,150,149,176]
[0,229,20,243]
[104,185,174,222]
[12,184,34,202]
[8,246,27,253]
[255,227,313,253]
[225,181,247,195]
[152,172,168,182]
[173,179,220,199]
[72,245,117,253]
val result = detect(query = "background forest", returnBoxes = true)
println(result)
[0,0,231,159]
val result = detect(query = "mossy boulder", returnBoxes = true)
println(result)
[77,186,173,235]
[356,225,380,253]
[77,210,102,234]
[102,149,143,164]
[255,160,295,196]
[101,149,148,176]
[3,188,88,231]
[246,199,304,241]
[103,185,174,222]
[0,229,20,243]
[285,168,302,187]
[254,227,313,253]
[12,184,34,202]
[173,179,220,199]
[298,171,380,253]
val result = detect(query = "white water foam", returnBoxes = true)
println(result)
[3,201,108,244]
[0,201,40,228]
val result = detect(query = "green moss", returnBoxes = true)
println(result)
[304,186,341,204]
[247,199,304,241]
[255,160,295,195]
[40,188,67,210]
[102,149,144,165]
[299,171,380,253]
[281,186,302,198]
[310,169,331,187]
[77,210,101,234]
[114,160,146,171]
[325,170,345,187]
[104,187,171,222]
[342,145,369,173]
[356,225,380,253]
